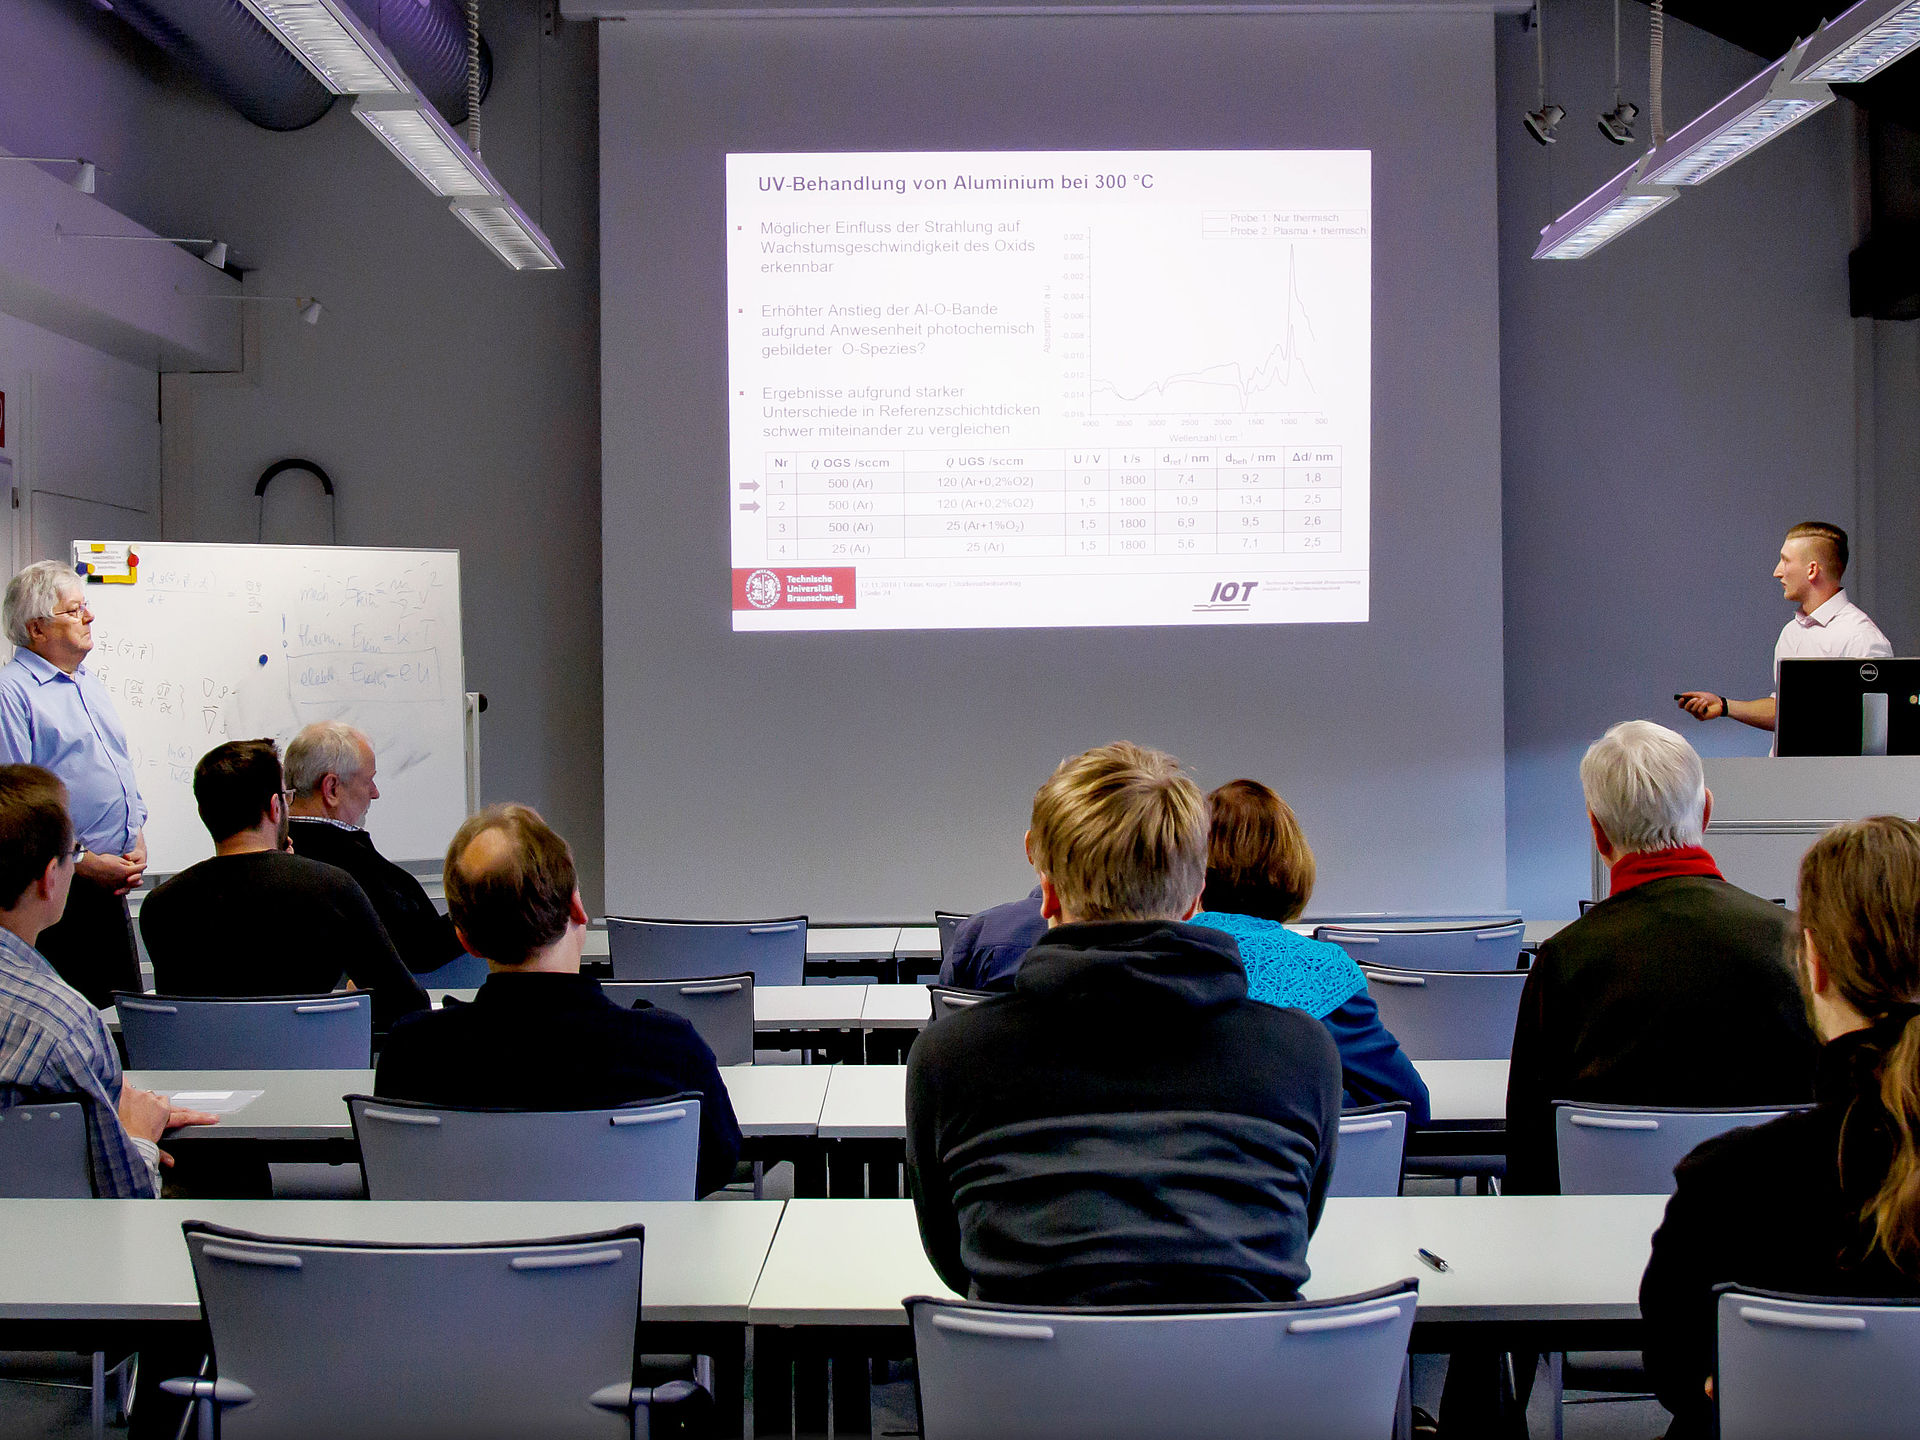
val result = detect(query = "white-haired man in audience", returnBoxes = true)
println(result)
[285,720,463,975]
[1504,720,1818,1194]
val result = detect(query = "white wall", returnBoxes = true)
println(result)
[0,0,606,906]
[1498,1,1865,918]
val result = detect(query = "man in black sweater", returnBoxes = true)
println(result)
[139,740,428,1032]
[907,741,1343,1305]
[375,803,742,1196]
[1505,721,1818,1195]
[284,721,464,975]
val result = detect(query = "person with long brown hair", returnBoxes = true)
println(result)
[1640,815,1920,1439]
[1190,779,1429,1123]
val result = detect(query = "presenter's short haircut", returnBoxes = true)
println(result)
[1204,779,1317,923]
[443,803,576,965]
[2,560,81,648]
[193,739,284,844]
[1029,741,1207,923]
[1579,720,1707,856]
[1786,521,1849,579]
[0,765,72,910]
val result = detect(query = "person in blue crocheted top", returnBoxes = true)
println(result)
[1191,780,1430,1124]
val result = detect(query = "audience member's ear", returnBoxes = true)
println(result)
[567,889,591,928]
[1800,930,1830,996]
[1022,828,1035,868]
[1038,875,1064,926]
[1586,810,1615,865]
[453,923,482,958]
[1180,886,1205,921]
[1701,788,1714,831]
[35,855,61,901]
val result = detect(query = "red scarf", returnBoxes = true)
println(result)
[1609,844,1724,897]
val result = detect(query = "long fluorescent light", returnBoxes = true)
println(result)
[353,96,498,198]
[1534,158,1679,260]
[1639,44,1833,188]
[1799,0,1920,83]
[232,0,409,94]
[450,194,564,272]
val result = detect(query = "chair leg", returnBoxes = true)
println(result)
[90,1350,104,1440]
[1545,1350,1564,1440]
[753,1160,764,1202]
[1394,1358,1412,1440]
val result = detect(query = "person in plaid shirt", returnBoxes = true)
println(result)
[0,764,214,1196]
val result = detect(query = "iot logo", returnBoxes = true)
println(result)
[745,569,783,609]
[1197,580,1259,612]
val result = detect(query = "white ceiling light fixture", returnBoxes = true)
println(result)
[1799,0,1920,83]
[230,0,408,95]
[1533,158,1679,260]
[449,192,563,272]
[1639,43,1833,188]
[352,94,499,199]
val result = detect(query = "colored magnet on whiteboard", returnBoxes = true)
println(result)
[258,655,269,666]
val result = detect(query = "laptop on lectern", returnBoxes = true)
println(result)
[1776,658,1920,757]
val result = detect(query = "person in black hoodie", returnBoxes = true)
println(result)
[906,741,1343,1306]
[283,721,464,975]
[1640,815,1920,1440]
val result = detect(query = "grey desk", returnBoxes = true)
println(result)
[0,1197,784,1329]
[426,984,873,1035]
[750,1194,1664,1342]
[129,1065,834,1144]
[860,984,932,1030]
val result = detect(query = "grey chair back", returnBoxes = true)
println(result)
[909,1279,1418,1440]
[412,951,489,989]
[348,1093,702,1200]
[179,1222,645,1440]
[1716,1285,1920,1440]
[0,1101,92,1198]
[1317,922,1525,972]
[114,991,372,1069]
[603,974,755,1066]
[1554,1102,1809,1195]
[934,912,969,964]
[1361,966,1526,1060]
[605,916,807,986]
[923,984,993,1031]
[1327,1103,1409,1198]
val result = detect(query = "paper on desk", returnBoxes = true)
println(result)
[160,1090,263,1114]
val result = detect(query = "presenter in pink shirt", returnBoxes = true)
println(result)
[1677,521,1891,737]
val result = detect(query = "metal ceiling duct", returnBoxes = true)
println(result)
[88,0,491,133]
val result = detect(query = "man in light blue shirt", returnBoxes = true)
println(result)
[0,561,148,1006]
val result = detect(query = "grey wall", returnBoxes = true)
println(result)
[1498,1,1866,919]
[600,15,1510,920]
[0,0,606,905]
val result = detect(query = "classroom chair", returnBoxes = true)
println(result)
[1327,1102,1410,1198]
[411,950,490,989]
[114,992,372,1069]
[908,1279,1418,1440]
[168,1222,709,1440]
[1316,921,1525,972]
[1715,1286,1920,1440]
[348,1093,703,1200]
[1359,966,1527,1060]
[605,915,807,986]
[0,1102,133,1440]
[934,910,969,964]
[1553,1101,1810,1195]
[924,984,993,1029]
[604,974,756,1065]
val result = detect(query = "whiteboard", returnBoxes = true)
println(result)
[72,542,466,875]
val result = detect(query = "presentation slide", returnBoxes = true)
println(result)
[726,149,1371,632]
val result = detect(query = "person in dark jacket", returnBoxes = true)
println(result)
[1641,816,1920,1440]
[375,802,741,1196]
[284,721,464,975]
[938,886,1047,991]
[907,741,1343,1306]
[1192,778,1429,1124]
[1505,720,1817,1195]
[139,740,428,1033]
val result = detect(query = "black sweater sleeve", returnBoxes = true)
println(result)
[1640,1150,1736,1440]
[905,1033,970,1296]
[329,877,430,1030]
[1503,956,1559,1194]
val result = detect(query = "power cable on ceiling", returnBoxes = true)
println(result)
[1650,0,1667,146]
[466,0,483,155]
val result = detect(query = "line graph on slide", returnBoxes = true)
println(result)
[1086,235,1335,419]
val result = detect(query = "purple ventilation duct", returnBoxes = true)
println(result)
[86,0,491,133]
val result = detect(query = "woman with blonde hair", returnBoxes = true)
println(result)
[1191,779,1429,1123]
[1641,815,1920,1439]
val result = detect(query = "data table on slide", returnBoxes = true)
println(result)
[727,150,1371,632]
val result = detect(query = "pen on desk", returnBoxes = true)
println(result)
[1417,1248,1449,1273]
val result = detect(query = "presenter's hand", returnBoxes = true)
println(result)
[123,832,146,874]
[77,849,141,896]
[1676,692,1726,722]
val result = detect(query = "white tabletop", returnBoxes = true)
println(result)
[861,984,932,1029]
[807,927,901,962]
[748,1194,1664,1328]
[129,1066,831,1142]
[818,1064,909,1140]
[0,1199,784,1326]
[1414,1060,1508,1126]
[892,926,942,961]
[428,983,872,1033]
